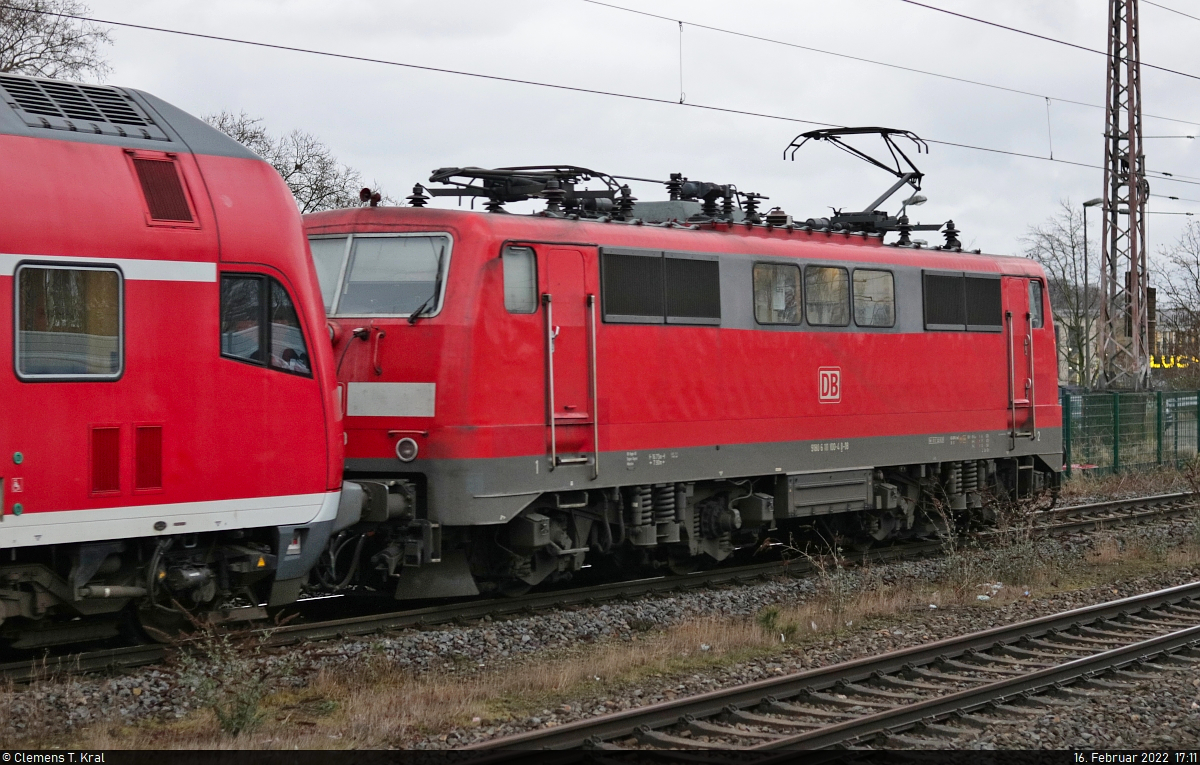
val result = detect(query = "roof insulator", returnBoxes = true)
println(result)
[666,173,684,200]
[942,220,962,250]
[743,192,767,224]
[617,185,637,220]
[542,178,566,215]
[407,183,430,208]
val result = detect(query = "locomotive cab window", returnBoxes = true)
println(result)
[805,266,849,327]
[753,263,801,325]
[502,246,537,313]
[308,236,348,313]
[852,269,895,328]
[1029,280,1045,328]
[339,235,449,316]
[306,233,452,318]
[220,274,311,376]
[16,264,123,380]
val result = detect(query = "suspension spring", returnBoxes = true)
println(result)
[962,461,980,494]
[948,462,963,495]
[629,485,653,527]
[652,484,676,525]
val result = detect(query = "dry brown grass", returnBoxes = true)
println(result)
[1058,464,1194,503]
[18,617,779,749]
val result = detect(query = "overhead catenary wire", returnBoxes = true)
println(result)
[579,0,1200,128]
[1151,192,1200,204]
[7,2,1200,189]
[894,0,1200,84]
[1143,0,1200,24]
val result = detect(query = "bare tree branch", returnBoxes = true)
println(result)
[1152,221,1200,388]
[204,111,390,214]
[1022,200,1097,386]
[0,0,111,81]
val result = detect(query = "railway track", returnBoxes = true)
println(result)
[468,579,1200,751]
[1,490,1196,684]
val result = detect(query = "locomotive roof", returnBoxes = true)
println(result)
[304,206,1044,277]
[0,73,258,159]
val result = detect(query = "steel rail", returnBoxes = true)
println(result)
[753,624,1200,750]
[466,579,1200,750]
[0,644,167,684]
[2,490,1195,683]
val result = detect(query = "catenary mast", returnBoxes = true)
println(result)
[1097,0,1150,389]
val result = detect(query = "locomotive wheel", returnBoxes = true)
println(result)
[136,603,192,643]
[667,552,701,576]
[498,579,533,598]
[847,538,874,553]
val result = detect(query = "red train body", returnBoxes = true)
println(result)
[304,195,1061,598]
[0,71,1063,633]
[0,74,342,646]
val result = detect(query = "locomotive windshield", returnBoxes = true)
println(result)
[307,234,451,317]
[308,237,346,313]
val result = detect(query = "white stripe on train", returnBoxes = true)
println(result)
[0,253,216,282]
[0,490,339,548]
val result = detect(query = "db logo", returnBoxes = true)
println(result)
[818,367,841,403]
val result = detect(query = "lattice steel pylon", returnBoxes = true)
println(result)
[1097,0,1150,390]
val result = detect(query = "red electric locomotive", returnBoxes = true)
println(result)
[0,73,344,647]
[304,162,1062,600]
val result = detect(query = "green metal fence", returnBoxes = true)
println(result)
[1062,390,1200,476]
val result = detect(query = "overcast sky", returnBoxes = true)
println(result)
[89,0,1200,257]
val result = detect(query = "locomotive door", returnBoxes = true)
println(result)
[1003,276,1036,445]
[539,247,599,473]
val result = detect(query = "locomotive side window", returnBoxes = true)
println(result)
[664,255,720,324]
[804,266,850,327]
[1029,280,1045,328]
[338,235,448,317]
[220,274,312,377]
[601,250,665,323]
[502,246,538,314]
[965,276,1003,331]
[923,272,967,330]
[308,236,348,313]
[753,263,801,324]
[15,265,123,380]
[852,269,895,328]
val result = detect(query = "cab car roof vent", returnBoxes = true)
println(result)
[0,74,170,142]
[132,158,193,222]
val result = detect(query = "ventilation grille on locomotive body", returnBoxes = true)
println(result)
[132,159,194,222]
[0,75,169,141]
